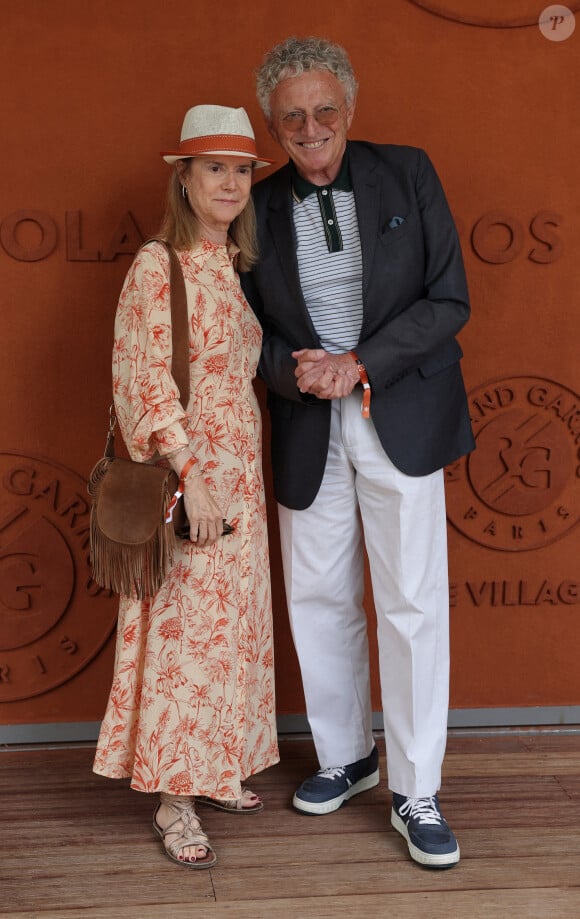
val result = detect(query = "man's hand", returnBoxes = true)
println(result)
[293,349,359,399]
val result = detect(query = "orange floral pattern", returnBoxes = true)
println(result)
[93,240,279,797]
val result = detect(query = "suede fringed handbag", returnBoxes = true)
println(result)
[87,240,189,600]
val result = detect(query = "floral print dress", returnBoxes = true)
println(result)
[93,239,279,797]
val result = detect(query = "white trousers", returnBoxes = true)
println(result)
[278,392,450,797]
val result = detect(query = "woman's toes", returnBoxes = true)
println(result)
[241,789,262,808]
[181,845,207,862]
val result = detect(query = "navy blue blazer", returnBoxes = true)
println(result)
[241,141,475,510]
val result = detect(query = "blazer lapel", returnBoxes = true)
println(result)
[266,167,320,346]
[348,143,382,300]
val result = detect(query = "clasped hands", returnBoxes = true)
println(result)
[293,349,359,399]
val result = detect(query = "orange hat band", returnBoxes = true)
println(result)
[168,133,259,159]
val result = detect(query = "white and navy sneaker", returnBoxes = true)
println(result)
[391,793,460,868]
[292,745,380,815]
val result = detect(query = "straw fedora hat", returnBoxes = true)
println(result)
[161,104,273,168]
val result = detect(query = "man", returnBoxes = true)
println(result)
[241,37,474,868]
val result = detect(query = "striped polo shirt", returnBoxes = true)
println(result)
[292,158,363,355]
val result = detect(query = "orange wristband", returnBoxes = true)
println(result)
[165,455,198,524]
[178,455,198,488]
[348,351,371,419]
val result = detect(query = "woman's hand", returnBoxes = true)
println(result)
[182,474,224,547]
[167,448,224,547]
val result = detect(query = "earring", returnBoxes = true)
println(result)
[181,185,188,200]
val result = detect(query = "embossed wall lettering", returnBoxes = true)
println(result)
[0,454,117,701]
[450,579,579,607]
[0,211,58,261]
[445,377,580,550]
[469,211,563,265]
[0,209,565,264]
[0,210,144,262]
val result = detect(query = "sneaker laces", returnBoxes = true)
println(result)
[318,766,346,781]
[398,796,442,825]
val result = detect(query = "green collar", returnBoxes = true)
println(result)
[291,154,352,202]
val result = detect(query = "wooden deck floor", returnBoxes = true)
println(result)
[2,731,580,918]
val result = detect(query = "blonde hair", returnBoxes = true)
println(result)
[159,163,258,272]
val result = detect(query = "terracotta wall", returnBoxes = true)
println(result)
[1,0,578,726]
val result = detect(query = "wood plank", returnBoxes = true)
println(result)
[209,856,580,902]
[443,751,580,776]
[3,888,580,919]
[519,733,580,753]
[200,826,580,866]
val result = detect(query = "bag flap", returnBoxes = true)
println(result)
[95,458,173,544]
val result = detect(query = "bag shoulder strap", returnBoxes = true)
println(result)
[103,239,189,459]
[142,238,189,410]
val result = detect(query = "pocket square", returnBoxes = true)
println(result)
[388,215,405,229]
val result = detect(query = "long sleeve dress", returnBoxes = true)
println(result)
[93,239,279,797]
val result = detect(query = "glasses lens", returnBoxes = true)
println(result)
[315,107,340,125]
[281,112,306,131]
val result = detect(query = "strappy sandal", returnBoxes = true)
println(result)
[153,794,217,869]
[196,786,264,814]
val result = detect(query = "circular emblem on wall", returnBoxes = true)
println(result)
[445,377,580,551]
[408,0,579,28]
[0,453,117,701]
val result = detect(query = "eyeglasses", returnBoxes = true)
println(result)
[279,104,345,132]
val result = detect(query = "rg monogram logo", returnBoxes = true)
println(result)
[0,454,117,701]
[446,377,580,551]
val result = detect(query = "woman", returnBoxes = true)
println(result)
[93,105,279,869]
